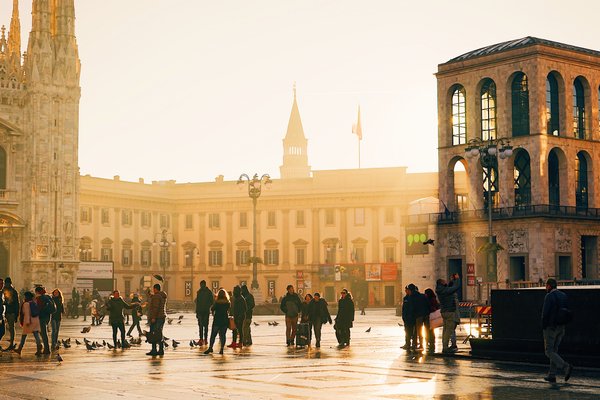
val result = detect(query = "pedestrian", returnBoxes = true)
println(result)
[13,291,42,356]
[240,284,255,346]
[34,286,55,355]
[411,284,430,352]
[542,278,573,383]
[106,290,132,349]
[231,285,247,349]
[126,293,143,337]
[81,289,90,321]
[359,295,366,315]
[424,288,440,354]
[334,288,355,347]
[50,289,65,351]
[204,288,230,355]
[146,283,167,356]
[298,293,313,347]
[3,277,19,350]
[71,288,80,318]
[435,273,461,354]
[301,293,313,323]
[0,278,4,345]
[308,292,332,348]
[280,284,302,346]
[401,286,415,350]
[195,280,214,346]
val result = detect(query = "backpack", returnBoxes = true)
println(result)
[29,301,40,318]
[41,295,57,316]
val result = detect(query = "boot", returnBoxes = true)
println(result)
[35,344,43,356]
[12,346,22,355]
[203,348,213,354]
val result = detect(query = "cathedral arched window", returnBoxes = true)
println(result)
[511,73,530,136]
[483,158,498,210]
[513,151,531,208]
[451,86,466,145]
[548,151,560,206]
[576,152,589,210]
[573,77,586,139]
[480,79,496,140]
[546,74,560,136]
[0,146,6,190]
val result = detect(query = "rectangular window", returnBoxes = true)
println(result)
[160,250,171,268]
[267,211,276,228]
[384,207,394,224]
[101,248,112,261]
[295,248,305,265]
[160,214,170,229]
[122,248,132,266]
[354,208,365,225]
[185,249,194,267]
[185,214,193,230]
[124,280,131,297]
[209,213,220,229]
[141,248,151,267]
[236,249,250,266]
[353,247,365,263]
[101,208,110,225]
[239,212,248,228]
[296,210,305,226]
[208,250,223,266]
[80,207,91,223]
[456,194,468,211]
[122,210,132,226]
[141,212,151,227]
[384,246,396,263]
[325,246,337,264]
[264,249,279,265]
[325,209,335,225]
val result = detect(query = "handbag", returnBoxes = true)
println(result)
[429,309,443,329]
[228,316,236,331]
[145,329,162,344]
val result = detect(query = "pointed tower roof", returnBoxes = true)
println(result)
[284,83,307,142]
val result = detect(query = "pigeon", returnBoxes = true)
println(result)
[423,239,435,246]
[66,338,71,344]
[75,339,82,345]
[57,354,63,362]
[163,336,170,341]
[107,343,114,349]
[102,340,107,346]
[253,322,260,326]
[167,318,173,325]
[81,326,91,334]
[189,340,194,347]
[172,340,179,349]
[85,342,95,351]
[397,323,402,327]
[366,327,371,333]
[177,320,182,325]
[162,340,169,348]
[194,340,201,346]
[61,339,71,349]
[272,321,279,326]
[268,322,273,326]
[178,315,184,320]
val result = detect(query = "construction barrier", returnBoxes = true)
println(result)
[476,305,492,338]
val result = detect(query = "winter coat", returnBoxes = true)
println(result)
[436,279,461,312]
[335,295,355,329]
[241,287,255,319]
[427,295,440,313]
[280,292,302,318]
[19,301,41,334]
[542,289,569,329]
[105,297,133,324]
[52,297,65,322]
[211,299,231,327]
[36,294,54,321]
[195,287,215,315]
[232,295,247,320]
[130,297,142,320]
[413,292,431,319]
[3,285,19,315]
[308,298,332,324]
[402,294,415,323]
[148,291,167,320]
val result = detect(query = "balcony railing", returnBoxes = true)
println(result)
[0,190,17,204]
[406,204,600,225]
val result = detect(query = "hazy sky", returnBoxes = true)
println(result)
[3,0,600,182]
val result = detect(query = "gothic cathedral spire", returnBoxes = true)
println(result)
[7,0,21,75]
[280,83,311,179]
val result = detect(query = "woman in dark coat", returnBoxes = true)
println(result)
[424,288,440,354]
[231,285,247,349]
[334,288,355,347]
[205,289,230,355]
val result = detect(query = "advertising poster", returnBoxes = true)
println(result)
[365,264,381,281]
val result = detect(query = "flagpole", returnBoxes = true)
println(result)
[358,136,361,169]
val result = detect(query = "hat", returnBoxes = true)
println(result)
[407,283,417,291]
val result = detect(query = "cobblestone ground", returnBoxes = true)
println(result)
[0,309,598,399]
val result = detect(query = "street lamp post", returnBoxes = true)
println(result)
[185,247,199,300]
[154,229,176,290]
[465,137,513,283]
[237,173,272,290]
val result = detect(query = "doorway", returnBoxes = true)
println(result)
[384,286,395,306]
[509,256,527,282]
[556,255,572,280]
[581,236,598,280]
[448,258,464,301]
[324,286,335,303]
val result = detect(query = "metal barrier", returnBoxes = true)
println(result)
[475,305,492,338]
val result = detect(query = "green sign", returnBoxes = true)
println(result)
[406,227,429,255]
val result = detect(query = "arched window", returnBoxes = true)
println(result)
[483,158,498,210]
[451,86,466,145]
[546,74,559,136]
[512,73,530,136]
[0,146,6,190]
[480,79,496,140]
[514,151,531,207]
[573,78,586,139]
[576,152,588,209]
[549,151,560,206]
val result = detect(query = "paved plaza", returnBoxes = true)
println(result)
[0,309,598,399]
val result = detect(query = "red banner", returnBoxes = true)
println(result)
[381,263,398,281]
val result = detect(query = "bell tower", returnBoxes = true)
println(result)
[280,84,311,179]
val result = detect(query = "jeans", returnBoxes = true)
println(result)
[234,317,245,345]
[150,318,165,353]
[404,322,415,347]
[285,316,299,343]
[543,325,568,377]
[424,317,435,352]
[208,323,228,351]
[415,316,425,348]
[19,331,41,351]
[313,321,323,343]
[441,311,456,351]
[197,312,210,340]
[5,313,16,345]
[111,322,126,347]
[39,318,50,352]
[127,317,142,336]
[242,317,252,345]
[51,319,61,349]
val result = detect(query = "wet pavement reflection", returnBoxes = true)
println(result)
[0,309,598,399]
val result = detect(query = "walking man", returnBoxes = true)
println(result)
[241,285,255,346]
[542,278,573,383]
[147,283,167,356]
[195,280,214,346]
[34,286,55,355]
[280,285,302,346]
[435,274,461,354]
[308,292,332,348]
[334,288,354,347]
[3,277,19,350]
[106,290,132,349]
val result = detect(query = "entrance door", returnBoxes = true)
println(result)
[324,286,335,303]
[0,243,8,279]
[557,255,572,280]
[581,236,598,279]
[509,256,526,282]
[448,258,463,301]
[384,286,395,306]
